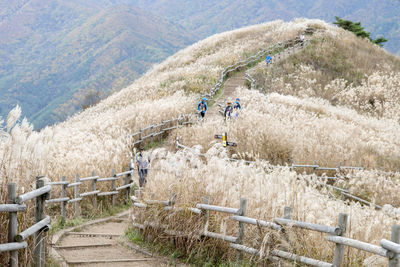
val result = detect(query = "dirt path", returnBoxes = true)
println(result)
[208,43,304,118]
[52,42,306,267]
[208,72,246,117]
[53,213,173,266]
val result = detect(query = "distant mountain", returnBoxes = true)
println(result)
[1,0,399,128]
[131,0,400,55]
[0,1,193,128]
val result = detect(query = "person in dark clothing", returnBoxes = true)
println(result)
[197,97,208,118]
[224,102,233,119]
[135,147,150,188]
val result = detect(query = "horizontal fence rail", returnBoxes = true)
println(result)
[176,139,385,213]
[131,192,400,266]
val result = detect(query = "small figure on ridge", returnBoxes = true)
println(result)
[233,98,241,118]
[197,97,208,118]
[135,147,150,188]
[265,54,272,65]
[224,101,233,120]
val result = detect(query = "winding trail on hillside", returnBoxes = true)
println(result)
[208,43,303,117]
[52,39,305,267]
[208,72,247,116]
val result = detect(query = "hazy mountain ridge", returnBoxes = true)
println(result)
[131,0,400,55]
[0,1,194,128]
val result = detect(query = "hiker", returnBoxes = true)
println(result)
[224,101,234,119]
[299,34,305,46]
[233,98,241,110]
[197,97,208,118]
[135,147,150,188]
[265,54,272,65]
[233,98,241,118]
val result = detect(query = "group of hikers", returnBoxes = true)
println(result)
[134,33,307,189]
[133,97,242,188]
[197,97,242,119]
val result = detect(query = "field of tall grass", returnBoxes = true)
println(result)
[1,18,400,265]
[134,145,397,266]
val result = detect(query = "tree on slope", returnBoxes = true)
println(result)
[334,16,387,47]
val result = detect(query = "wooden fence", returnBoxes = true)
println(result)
[129,114,193,148]
[245,39,310,91]
[0,177,51,266]
[131,193,400,267]
[0,167,137,266]
[202,35,307,101]
[176,138,388,214]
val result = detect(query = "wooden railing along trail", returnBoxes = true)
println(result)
[131,193,400,267]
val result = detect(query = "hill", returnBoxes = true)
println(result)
[0,1,193,128]
[2,19,400,265]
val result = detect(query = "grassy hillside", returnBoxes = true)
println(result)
[1,19,400,265]
[0,1,193,128]
[250,28,400,122]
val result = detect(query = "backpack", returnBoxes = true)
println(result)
[199,102,206,112]
[225,106,233,117]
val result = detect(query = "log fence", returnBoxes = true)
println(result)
[0,168,135,266]
[0,177,51,267]
[176,138,388,215]
[131,193,400,266]
[129,114,193,147]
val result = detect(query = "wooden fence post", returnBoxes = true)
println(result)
[283,207,292,219]
[138,128,142,142]
[74,174,80,218]
[236,197,247,262]
[333,213,348,267]
[202,196,210,233]
[281,206,292,250]
[92,171,97,209]
[312,161,317,174]
[34,176,46,267]
[8,183,18,267]
[61,176,66,224]
[160,120,164,142]
[134,189,141,201]
[149,125,153,143]
[111,169,116,206]
[125,167,132,203]
[389,225,400,267]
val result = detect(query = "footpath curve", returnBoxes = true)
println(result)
[52,36,306,267]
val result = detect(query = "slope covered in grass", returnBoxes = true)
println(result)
[0,1,193,128]
[1,18,400,265]
[250,26,400,121]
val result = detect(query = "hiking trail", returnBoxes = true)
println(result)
[52,211,184,266]
[52,40,305,267]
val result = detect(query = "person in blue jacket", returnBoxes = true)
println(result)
[233,98,241,110]
[197,97,208,118]
[233,98,241,118]
[265,54,272,64]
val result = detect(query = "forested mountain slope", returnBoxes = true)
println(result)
[0,1,193,128]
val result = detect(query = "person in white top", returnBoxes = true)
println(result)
[135,147,151,187]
